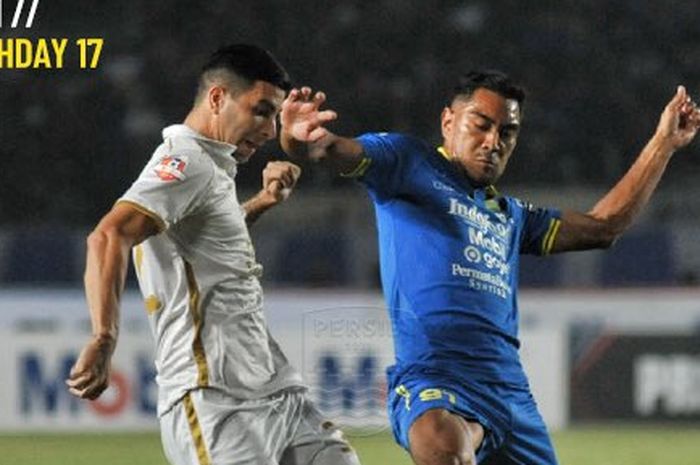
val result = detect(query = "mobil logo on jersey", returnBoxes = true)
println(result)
[4,332,158,430]
[301,306,394,430]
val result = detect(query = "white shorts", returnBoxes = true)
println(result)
[160,388,362,465]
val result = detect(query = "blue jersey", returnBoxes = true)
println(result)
[355,133,561,386]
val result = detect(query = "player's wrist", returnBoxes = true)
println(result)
[649,132,678,156]
[253,188,283,209]
[91,332,117,350]
[280,133,309,159]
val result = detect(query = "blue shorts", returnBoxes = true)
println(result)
[386,368,559,465]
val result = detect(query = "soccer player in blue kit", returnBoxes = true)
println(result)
[279,71,700,465]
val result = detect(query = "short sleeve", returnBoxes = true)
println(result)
[354,132,415,200]
[518,199,562,256]
[118,150,214,230]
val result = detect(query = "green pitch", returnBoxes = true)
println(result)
[1,426,699,465]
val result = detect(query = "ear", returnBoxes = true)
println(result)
[208,86,226,115]
[441,106,454,140]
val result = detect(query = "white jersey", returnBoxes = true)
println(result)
[119,124,303,416]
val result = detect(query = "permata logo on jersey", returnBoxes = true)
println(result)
[154,156,187,182]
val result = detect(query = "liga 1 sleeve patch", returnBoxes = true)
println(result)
[154,155,188,182]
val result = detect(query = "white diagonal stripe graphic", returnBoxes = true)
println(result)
[11,0,25,28]
[25,0,38,28]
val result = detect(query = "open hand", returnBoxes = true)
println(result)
[281,87,338,143]
[655,86,700,151]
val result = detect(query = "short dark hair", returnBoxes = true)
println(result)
[449,70,525,112]
[196,43,291,101]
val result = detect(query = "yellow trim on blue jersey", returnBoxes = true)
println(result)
[340,157,372,178]
[185,261,209,387]
[541,218,562,255]
[437,146,451,161]
[183,393,212,465]
[115,199,166,232]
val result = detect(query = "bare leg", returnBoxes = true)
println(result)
[408,408,484,465]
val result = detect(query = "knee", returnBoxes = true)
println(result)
[408,410,477,465]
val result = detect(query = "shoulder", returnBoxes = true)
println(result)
[356,132,433,162]
[146,140,214,185]
[357,132,428,146]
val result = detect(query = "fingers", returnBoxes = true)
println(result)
[312,90,326,109]
[263,161,302,192]
[675,85,686,104]
[286,86,330,110]
[65,340,112,400]
[656,85,700,148]
[688,107,700,129]
[66,370,108,399]
[317,109,338,124]
[673,86,700,131]
[308,126,329,143]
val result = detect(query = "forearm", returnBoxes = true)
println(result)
[83,228,132,348]
[242,190,278,226]
[280,131,311,159]
[281,131,364,174]
[589,134,674,236]
[552,87,699,253]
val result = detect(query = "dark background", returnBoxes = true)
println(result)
[1,1,699,287]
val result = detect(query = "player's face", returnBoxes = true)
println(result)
[214,80,285,161]
[441,88,521,186]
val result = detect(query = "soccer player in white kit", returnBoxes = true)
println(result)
[66,44,360,465]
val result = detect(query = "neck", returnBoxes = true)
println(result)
[183,107,214,140]
[437,145,491,189]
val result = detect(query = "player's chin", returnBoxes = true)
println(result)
[470,168,499,187]
[234,146,256,163]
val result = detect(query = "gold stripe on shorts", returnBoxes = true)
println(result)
[183,393,211,465]
[185,261,209,387]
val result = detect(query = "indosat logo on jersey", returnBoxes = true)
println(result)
[0,0,104,69]
[447,198,511,238]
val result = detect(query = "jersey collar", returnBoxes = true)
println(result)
[163,124,239,173]
[436,146,499,199]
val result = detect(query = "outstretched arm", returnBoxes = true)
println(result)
[66,203,159,399]
[280,87,365,174]
[242,161,302,226]
[552,86,700,252]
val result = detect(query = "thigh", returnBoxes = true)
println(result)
[408,408,483,465]
[483,390,558,465]
[159,391,214,465]
[388,375,504,454]
[279,397,361,465]
[161,389,304,465]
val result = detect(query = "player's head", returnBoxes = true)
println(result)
[440,70,525,186]
[193,44,292,161]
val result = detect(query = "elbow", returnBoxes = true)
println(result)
[86,225,133,254]
[595,235,617,250]
[86,228,108,252]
